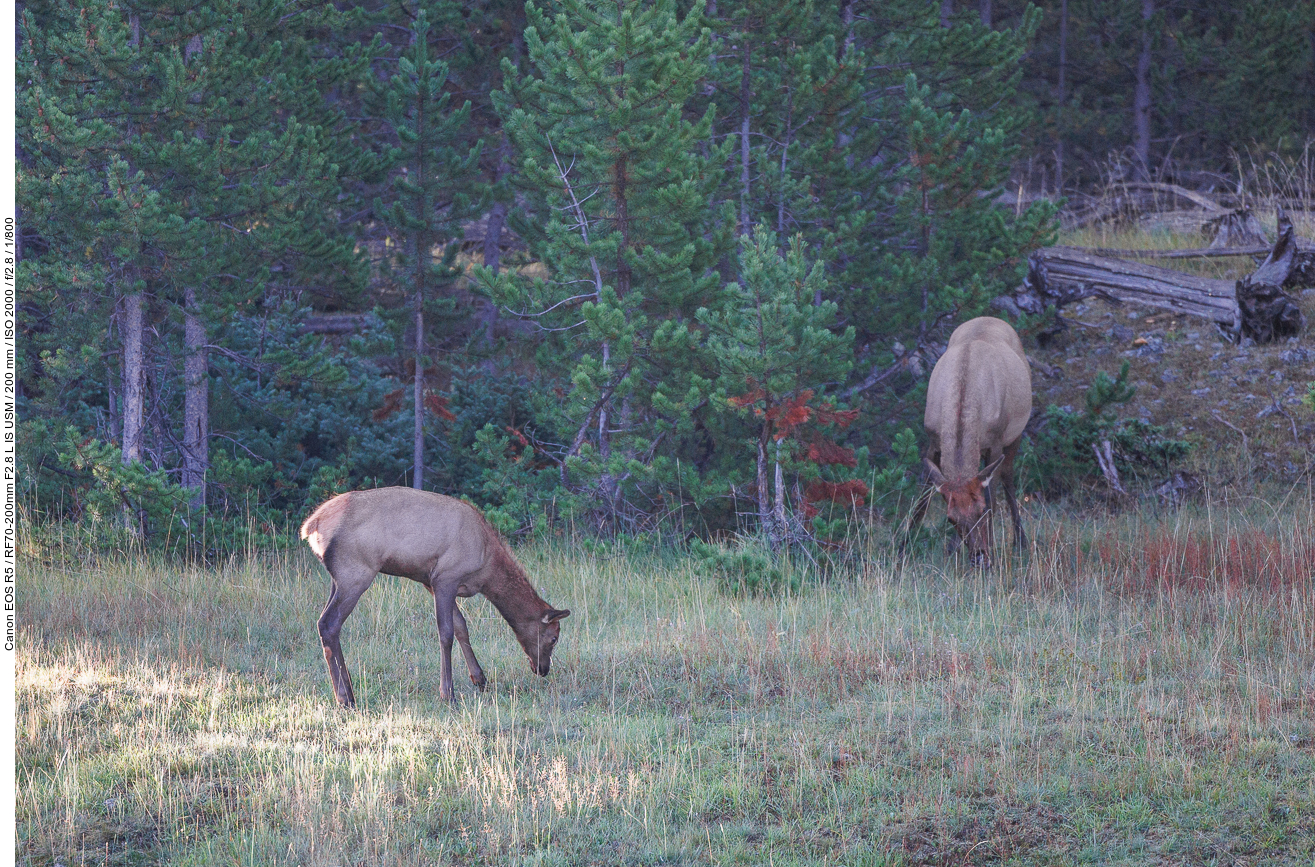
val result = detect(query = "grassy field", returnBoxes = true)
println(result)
[16,493,1315,866]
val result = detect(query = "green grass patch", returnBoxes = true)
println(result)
[17,503,1315,865]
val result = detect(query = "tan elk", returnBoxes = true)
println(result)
[909,316,1033,567]
[300,487,570,707]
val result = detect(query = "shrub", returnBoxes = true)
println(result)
[1025,361,1191,494]
[689,537,803,597]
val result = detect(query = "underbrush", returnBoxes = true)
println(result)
[16,497,1315,866]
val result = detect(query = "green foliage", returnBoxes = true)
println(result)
[689,537,800,597]
[479,0,735,530]
[27,0,1308,554]
[471,423,563,538]
[697,227,859,541]
[1023,0,1315,188]
[868,427,922,518]
[1026,361,1193,494]
[18,425,291,558]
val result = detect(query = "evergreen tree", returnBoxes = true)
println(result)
[846,3,1056,383]
[18,0,370,540]
[482,0,734,529]
[697,226,856,545]
[368,5,484,490]
[701,0,879,304]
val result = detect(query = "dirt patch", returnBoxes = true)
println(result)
[892,800,1068,865]
[1026,291,1315,488]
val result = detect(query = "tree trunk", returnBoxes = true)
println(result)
[978,0,990,28]
[756,419,775,546]
[1133,0,1154,179]
[739,43,752,238]
[940,0,953,28]
[122,291,145,465]
[1056,0,1067,194]
[120,288,146,539]
[839,0,855,59]
[482,156,511,276]
[772,440,787,542]
[413,280,425,491]
[181,286,208,509]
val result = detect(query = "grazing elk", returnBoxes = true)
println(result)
[301,487,570,707]
[909,317,1033,567]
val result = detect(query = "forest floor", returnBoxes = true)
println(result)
[1025,216,1315,496]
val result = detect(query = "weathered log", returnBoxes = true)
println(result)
[1010,245,1242,332]
[1092,244,1273,260]
[1009,209,1307,342]
[1205,207,1269,248]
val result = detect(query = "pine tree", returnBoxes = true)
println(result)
[18,0,368,535]
[368,5,484,490]
[847,3,1056,383]
[702,0,876,269]
[483,0,734,528]
[697,226,856,545]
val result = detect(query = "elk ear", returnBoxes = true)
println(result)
[541,609,571,624]
[923,458,947,488]
[977,454,1006,487]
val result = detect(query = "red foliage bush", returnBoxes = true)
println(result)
[1092,527,1314,598]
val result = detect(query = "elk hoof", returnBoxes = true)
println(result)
[470,674,487,691]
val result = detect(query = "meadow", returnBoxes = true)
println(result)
[16,491,1315,866]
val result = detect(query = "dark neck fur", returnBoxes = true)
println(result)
[480,544,549,630]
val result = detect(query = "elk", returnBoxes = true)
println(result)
[909,317,1033,567]
[300,487,570,707]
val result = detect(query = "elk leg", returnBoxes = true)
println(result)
[317,570,374,709]
[1000,439,1026,551]
[452,603,486,691]
[901,452,939,555]
[433,586,459,702]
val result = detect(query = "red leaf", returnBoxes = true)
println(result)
[425,393,457,421]
[806,437,857,468]
[728,387,766,409]
[765,391,814,439]
[372,388,406,422]
[804,479,869,507]
[814,403,859,429]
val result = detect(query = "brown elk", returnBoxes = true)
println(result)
[909,317,1033,567]
[300,487,570,707]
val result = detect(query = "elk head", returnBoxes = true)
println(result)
[515,608,571,676]
[924,455,1005,568]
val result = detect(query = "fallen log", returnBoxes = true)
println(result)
[1007,210,1308,343]
[1092,245,1273,260]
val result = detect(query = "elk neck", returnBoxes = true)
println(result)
[479,543,551,630]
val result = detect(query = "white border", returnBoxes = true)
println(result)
[3,0,17,860]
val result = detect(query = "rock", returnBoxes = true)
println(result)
[1280,347,1311,364]
[1156,471,1203,507]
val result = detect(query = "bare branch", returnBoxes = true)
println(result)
[547,136,605,301]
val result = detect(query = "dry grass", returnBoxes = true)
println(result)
[16,499,1315,866]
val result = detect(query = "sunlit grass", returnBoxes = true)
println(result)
[16,499,1315,865]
